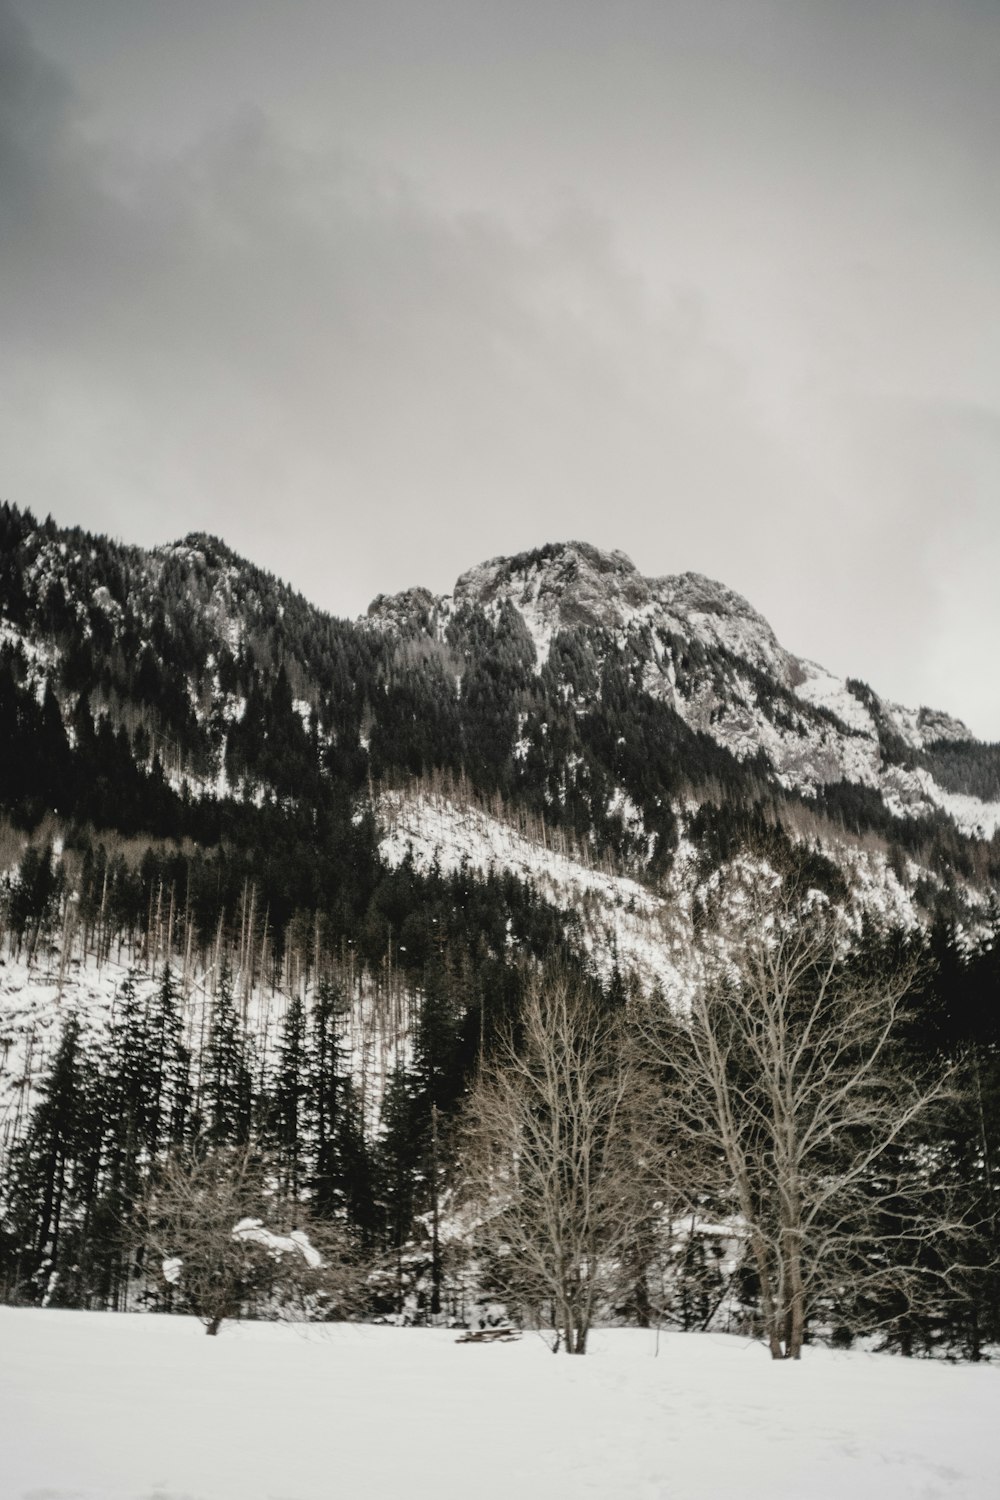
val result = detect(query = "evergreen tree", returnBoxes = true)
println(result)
[4,1017,101,1304]
[144,966,190,1157]
[376,1064,422,1311]
[272,995,307,1198]
[9,842,63,959]
[308,978,348,1217]
[94,969,151,1305]
[204,963,253,1144]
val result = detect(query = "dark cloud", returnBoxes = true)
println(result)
[0,8,761,593]
[2,1,999,736]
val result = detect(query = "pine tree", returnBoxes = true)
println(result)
[376,1064,421,1312]
[273,995,307,1198]
[9,842,63,961]
[4,1016,101,1304]
[94,968,150,1306]
[309,978,348,1217]
[411,955,463,1316]
[205,962,253,1144]
[334,1077,378,1244]
[144,965,189,1157]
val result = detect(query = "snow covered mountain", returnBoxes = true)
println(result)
[3,509,999,937]
[370,540,998,839]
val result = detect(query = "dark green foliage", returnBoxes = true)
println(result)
[847,918,1000,1356]
[3,1016,102,1305]
[306,981,344,1213]
[6,840,64,954]
[204,964,254,1145]
[376,1065,422,1260]
[919,740,1000,805]
[271,995,308,1196]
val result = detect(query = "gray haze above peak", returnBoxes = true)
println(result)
[2,1,999,737]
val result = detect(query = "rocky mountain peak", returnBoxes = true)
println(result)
[357,538,998,837]
[450,542,792,682]
[913,706,974,746]
[367,542,785,662]
[450,541,650,657]
[660,570,777,634]
[366,585,438,635]
[456,540,643,616]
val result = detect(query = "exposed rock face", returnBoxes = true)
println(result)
[452,543,796,680]
[912,707,973,746]
[367,586,438,636]
[365,540,995,837]
[455,542,649,635]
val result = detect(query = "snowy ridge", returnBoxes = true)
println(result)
[0,787,936,1154]
[9,520,999,846]
[793,659,880,736]
[675,665,880,794]
[369,541,1000,839]
[881,766,1000,840]
[450,544,794,681]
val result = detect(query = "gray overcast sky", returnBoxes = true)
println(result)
[3,1,999,736]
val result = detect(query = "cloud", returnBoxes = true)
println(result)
[2,2,999,737]
[0,8,772,603]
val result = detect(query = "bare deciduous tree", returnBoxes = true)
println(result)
[464,969,649,1353]
[643,868,962,1360]
[143,1142,357,1334]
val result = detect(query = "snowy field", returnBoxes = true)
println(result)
[1,1310,995,1500]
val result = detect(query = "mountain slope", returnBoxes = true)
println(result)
[3,508,1000,921]
[371,539,1000,838]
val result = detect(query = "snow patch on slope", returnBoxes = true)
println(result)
[883,702,974,750]
[376,788,936,997]
[793,661,874,736]
[882,766,1000,839]
[378,789,683,996]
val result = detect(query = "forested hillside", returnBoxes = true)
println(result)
[1,503,998,1355]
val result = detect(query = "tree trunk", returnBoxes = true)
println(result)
[430,1103,441,1317]
[749,1232,785,1360]
[786,1250,805,1360]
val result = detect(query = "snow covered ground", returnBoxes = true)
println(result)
[1,1309,995,1500]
